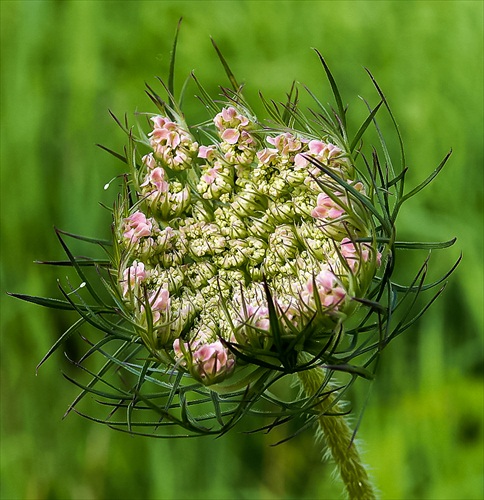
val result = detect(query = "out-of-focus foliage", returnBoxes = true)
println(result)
[1,1,482,499]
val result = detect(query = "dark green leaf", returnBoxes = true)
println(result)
[211,37,240,91]
[96,143,128,165]
[36,317,86,373]
[168,18,183,103]
[350,100,383,152]
[313,49,346,132]
[398,150,453,205]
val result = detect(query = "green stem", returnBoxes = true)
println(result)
[298,366,376,500]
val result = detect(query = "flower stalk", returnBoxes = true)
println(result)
[298,362,376,500]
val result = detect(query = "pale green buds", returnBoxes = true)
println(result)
[113,103,383,386]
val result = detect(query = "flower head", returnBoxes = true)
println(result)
[24,47,455,448]
[149,115,198,170]
[111,95,387,383]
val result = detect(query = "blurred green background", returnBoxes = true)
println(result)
[1,1,482,499]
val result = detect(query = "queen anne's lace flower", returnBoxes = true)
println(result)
[113,104,383,386]
[14,49,458,500]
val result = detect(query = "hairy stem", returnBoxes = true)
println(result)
[298,366,376,500]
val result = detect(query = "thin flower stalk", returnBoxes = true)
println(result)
[298,357,376,500]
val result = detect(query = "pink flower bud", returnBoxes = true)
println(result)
[308,140,342,161]
[150,115,169,129]
[244,303,270,331]
[311,192,345,220]
[141,287,170,324]
[141,167,169,194]
[267,133,302,155]
[201,166,220,185]
[302,269,346,311]
[123,211,153,243]
[294,153,309,168]
[121,260,147,296]
[341,238,381,272]
[173,337,235,384]
[221,107,237,122]
[150,288,170,312]
[192,340,234,381]
[257,148,278,165]
[198,145,217,160]
[308,140,326,155]
[142,153,157,170]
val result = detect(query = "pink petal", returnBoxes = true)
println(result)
[294,153,308,168]
[308,140,326,155]
[198,145,216,159]
[221,128,240,144]
[221,107,237,122]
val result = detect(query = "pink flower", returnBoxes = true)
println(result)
[173,338,182,356]
[151,126,181,149]
[166,130,182,149]
[214,107,250,131]
[198,145,217,160]
[238,130,254,146]
[311,192,345,220]
[141,167,169,194]
[341,238,381,272]
[221,107,237,123]
[150,288,170,312]
[142,153,157,170]
[294,140,342,168]
[257,147,278,165]
[121,260,147,296]
[307,140,325,155]
[302,269,346,310]
[244,303,270,331]
[341,238,366,272]
[173,150,188,166]
[201,166,220,185]
[173,338,235,383]
[192,340,235,380]
[308,140,342,160]
[221,128,240,145]
[123,211,152,243]
[294,153,309,168]
[267,133,303,155]
[149,288,170,323]
[149,116,189,153]
[150,115,169,129]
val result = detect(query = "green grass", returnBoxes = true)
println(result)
[1,1,483,499]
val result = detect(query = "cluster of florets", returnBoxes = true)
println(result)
[149,116,199,170]
[113,106,381,386]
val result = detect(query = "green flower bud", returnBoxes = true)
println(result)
[214,206,248,239]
